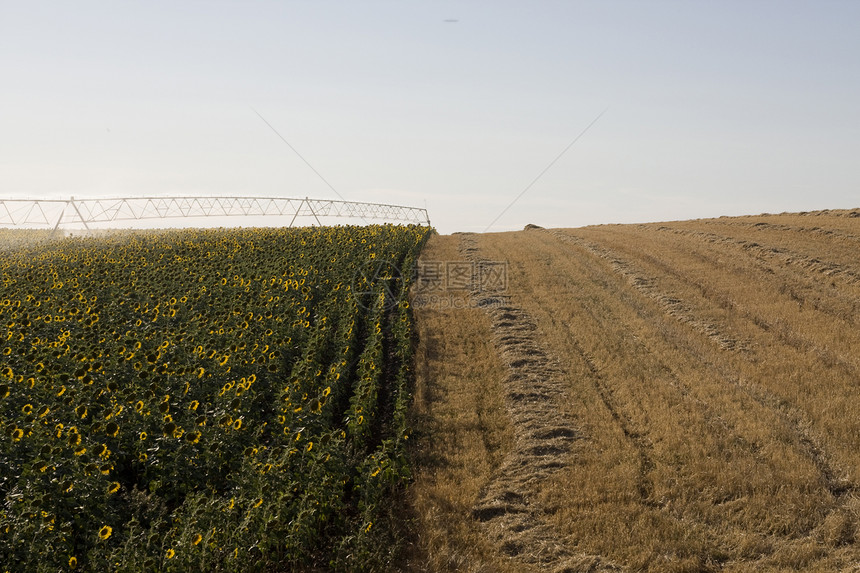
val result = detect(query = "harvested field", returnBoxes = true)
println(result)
[406,209,860,572]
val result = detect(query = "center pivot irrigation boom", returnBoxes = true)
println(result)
[0,196,431,231]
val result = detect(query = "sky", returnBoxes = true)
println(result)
[2,0,859,234]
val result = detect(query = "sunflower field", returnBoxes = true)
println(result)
[0,224,429,572]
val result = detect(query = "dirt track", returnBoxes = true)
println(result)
[407,210,860,572]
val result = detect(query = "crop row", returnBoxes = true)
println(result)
[0,224,429,572]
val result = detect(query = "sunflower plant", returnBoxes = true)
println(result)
[0,224,429,572]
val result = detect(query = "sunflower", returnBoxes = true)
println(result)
[98,525,112,540]
[105,422,119,437]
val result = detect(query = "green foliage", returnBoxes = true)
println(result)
[0,225,429,571]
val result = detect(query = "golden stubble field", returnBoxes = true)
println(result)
[405,209,860,572]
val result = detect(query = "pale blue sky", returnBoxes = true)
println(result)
[2,1,859,233]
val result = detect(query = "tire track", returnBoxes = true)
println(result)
[458,234,622,573]
[643,225,860,377]
[534,231,787,517]
[701,219,860,246]
[548,229,748,352]
[653,222,860,326]
[519,229,852,562]
[547,228,856,508]
[659,314,857,503]
[654,226,860,287]
[564,335,655,503]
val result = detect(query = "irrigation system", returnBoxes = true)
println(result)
[0,196,431,232]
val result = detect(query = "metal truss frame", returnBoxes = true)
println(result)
[0,196,430,231]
